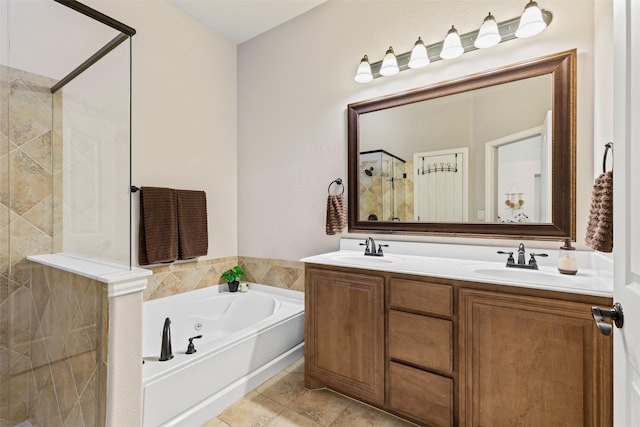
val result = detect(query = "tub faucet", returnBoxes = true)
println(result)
[159,317,173,361]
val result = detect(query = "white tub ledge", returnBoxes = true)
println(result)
[28,252,151,296]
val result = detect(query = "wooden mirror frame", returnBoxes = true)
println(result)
[347,50,576,240]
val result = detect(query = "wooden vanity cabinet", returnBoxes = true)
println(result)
[304,267,385,405]
[305,264,613,427]
[458,289,612,427]
[388,278,455,427]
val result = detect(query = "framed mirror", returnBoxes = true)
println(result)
[347,50,576,240]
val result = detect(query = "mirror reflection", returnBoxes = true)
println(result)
[358,74,553,224]
[347,50,576,240]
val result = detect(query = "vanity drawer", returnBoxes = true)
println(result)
[389,278,453,317]
[389,361,453,427]
[388,310,453,374]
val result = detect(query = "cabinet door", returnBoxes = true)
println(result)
[305,268,385,405]
[459,289,612,427]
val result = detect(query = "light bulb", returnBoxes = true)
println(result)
[354,55,373,83]
[408,37,430,69]
[379,47,399,76]
[440,26,464,60]
[474,13,501,49]
[515,0,547,38]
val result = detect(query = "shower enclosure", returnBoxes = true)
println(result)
[359,149,411,221]
[1,1,134,425]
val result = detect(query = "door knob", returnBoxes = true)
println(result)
[591,303,624,336]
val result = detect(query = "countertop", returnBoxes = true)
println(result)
[301,239,613,298]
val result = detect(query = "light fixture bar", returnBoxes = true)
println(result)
[368,10,552,79]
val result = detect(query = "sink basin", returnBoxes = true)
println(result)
[328,254,404,265]
[471,267,564,284]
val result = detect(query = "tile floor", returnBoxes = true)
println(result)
[201,358,417,427]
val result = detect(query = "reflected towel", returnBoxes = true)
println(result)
[585,171,613,252]
[138,187,178,265]
[177,189,208,259]
[326,194,347,235]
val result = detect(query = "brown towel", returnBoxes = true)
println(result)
[138,187,179,265]
[585,171,613,252]
[326,194,347,235]
[177,190,208,259]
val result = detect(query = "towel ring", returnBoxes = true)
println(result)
[603,142,613,173]
[328,178,344,195]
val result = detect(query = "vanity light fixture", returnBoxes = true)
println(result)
[379,47,400,76]
[440,26,464,59]
[408,37,429,69]
[354,1,552,83]
[354,55,373,83]
[474,13,501,49]
[515,0,547,38]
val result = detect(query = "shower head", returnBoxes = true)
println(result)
[364,167,374,176]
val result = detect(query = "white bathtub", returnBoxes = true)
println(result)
[142,283,304,427]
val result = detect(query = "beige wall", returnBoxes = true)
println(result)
[86,0,239,262]
[238,0,609,259]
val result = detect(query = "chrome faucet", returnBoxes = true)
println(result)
[359,237,389,257]
[159,317,173,361]
[498,243,548,270]
[517,243,526,265]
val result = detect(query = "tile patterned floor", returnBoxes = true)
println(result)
[201,358,417,427]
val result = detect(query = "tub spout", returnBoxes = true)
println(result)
[159,317,173,361]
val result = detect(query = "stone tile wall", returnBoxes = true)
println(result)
[143,256,305,302]
[0,66,105,427]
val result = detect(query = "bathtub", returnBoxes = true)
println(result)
[142,283,304,427]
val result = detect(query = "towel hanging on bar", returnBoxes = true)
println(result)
[138,187,179,265]
[585,143,613,252]
[326,178,346,235]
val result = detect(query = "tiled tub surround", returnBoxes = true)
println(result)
[302,238,613,297]
[143,256,304,301]
[142,284,304,426]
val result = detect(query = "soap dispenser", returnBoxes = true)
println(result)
[558,239,578,275]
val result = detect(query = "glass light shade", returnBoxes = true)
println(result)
[515,1,547,38]
[379,47,399,76]
[440,26,464,60]
[474,13,501,49]
[354,55,373,83]
[408,37,430,69]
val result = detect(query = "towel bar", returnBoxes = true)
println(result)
[602,142,613,173]
[328,178,344,195]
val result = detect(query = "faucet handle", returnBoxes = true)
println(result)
[529,253,548,264]
[377,244,389,255]
[186,335,203,355]
[497,250,515,264]
[359,241,370,252]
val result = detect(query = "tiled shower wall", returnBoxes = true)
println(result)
[143,257,305,302]
[0,66,104,426]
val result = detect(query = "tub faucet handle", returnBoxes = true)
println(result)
[186,335,203,355]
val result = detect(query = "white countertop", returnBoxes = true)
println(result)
[301,239,613,298]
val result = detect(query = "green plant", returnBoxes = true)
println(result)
[221,265,244,283]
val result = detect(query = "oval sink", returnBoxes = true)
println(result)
[328,254,403,265]
[472,268,563,284]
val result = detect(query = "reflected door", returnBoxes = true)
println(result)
[413,148,468,222]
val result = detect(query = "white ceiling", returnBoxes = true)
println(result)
[167,0,328,45]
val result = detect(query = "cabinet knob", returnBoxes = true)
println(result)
[591,303,624,336]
